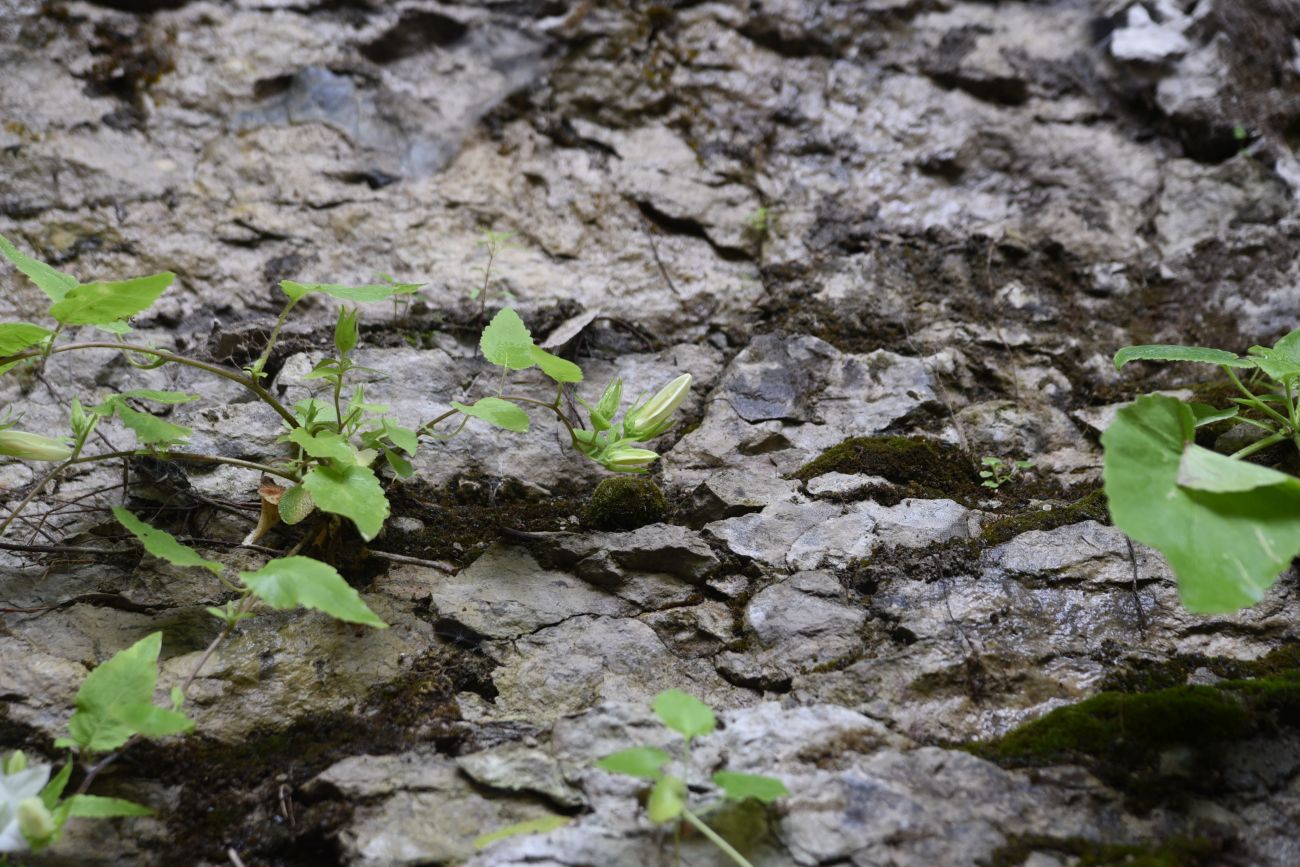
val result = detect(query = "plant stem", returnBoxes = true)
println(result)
[332,373,345,435]
[501,394,580,443]
[67,450,298,481]
[681,810,756,867]
[1224,367,1294,432]
[250,298,298,382]
[1230,431,1289,459]
[0,451,296,540]
[1,342,299,429]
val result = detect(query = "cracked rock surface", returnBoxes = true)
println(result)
[4,0,1300,865]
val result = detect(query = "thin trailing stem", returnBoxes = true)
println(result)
[67,451,296,480]
[249,298,298,383]
[501,394,579,443]
[477,239,500,324]
[1,342,299,428]
[0,451,296,540]
[681,810,756,867]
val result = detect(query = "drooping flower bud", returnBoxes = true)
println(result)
[0,430,73,462]
[2,752,25,776]
[622,374,691,441]
[599,444,660,473]
[16,797,55,846]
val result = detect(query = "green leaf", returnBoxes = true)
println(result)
[0,323,52,356]
[597,747,671,779]
[452,397,530,433]
[278,484,315,525]
[1176,444,1300,493]
[1245,328,1300,381]
[109,702,194,738]
[1187,402,1239,428]
[95,320,134,335]
[381,419,419,455]
[115,389,199,404]
[49,272,174,326]
[62,795,153,818]
[301,464,389,540]
[240,556,387,627]
[113,507,222,574]
[1113,345,1255,370]
[0,234,78,302]
[652,689,716,739]
[1102,393,1300,613]
[111,402,191,447]
[711,771,789,803]
[280,281,421,304]
[1245,348,1300,382]
[284,428,358,466]
[383,448,414,479]
[529,346,583,383]
[40,763,72,810]
[64,632,166,752]
[474,816,570,850]
[480,308,536,370]
[647,775,687,823]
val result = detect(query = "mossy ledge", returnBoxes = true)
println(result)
[982,834,1225,867]
[977,487,1109,546]
[968,647,1300,808]
[792,435,982,505]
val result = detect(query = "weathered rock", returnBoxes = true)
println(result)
[310,751,561,866]
[685,468,803,528]
[717,572,866,687]
[457,741,584,810]
[420,545,633,640]
[460,616,747,726]
[709,498,971,571]
[521,524,719,588]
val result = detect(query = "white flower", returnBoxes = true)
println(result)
[0,755,51,853]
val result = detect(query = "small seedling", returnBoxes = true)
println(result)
[979,456,1033,489]
[471,229,519,322]
[597,690,787,867]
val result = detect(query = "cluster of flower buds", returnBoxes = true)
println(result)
[1,751,55,853]
[573,373,692,473]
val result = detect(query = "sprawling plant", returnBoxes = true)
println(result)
[0,235,693,852]
[1105,330,1300,612]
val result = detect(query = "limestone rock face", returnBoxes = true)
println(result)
[3,0,1300,865]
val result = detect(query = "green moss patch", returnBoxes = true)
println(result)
[983,834,1224,867]
[970,661,1300,807]
[978,488,1109,546]
[794,435,981,504]
[583,476,668,530]
[382,477,587,567]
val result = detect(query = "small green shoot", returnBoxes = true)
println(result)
[979,456,1033,489]
[596,690,788,867]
